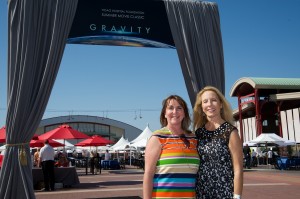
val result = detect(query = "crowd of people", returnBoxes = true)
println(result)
[242,146,280,169]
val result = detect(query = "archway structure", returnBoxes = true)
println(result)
[230,77,300,143]
[67,0,225,106]
[1,0,225,198]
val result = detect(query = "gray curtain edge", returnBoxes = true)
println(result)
[0,0,78,198]
[163,0,225,106]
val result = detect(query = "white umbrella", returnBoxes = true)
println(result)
[249,133,286,145]
[243,141,257,147]
[279,140,296,146]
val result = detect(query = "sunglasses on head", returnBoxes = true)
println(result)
[179,134,190,148]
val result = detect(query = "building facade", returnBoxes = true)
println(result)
[36,115,142,143]
[230,77,300,144]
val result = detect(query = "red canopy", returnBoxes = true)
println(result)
[38,124,90,140]
[75,135,113,147]
[0,126,39,143]
[0,126,5,143]
[30,139,64,148]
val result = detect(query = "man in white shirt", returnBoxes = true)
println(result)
[267,150,273,165]
[104,150,111,160]
[38,139,55,191]
[251,149,257,167]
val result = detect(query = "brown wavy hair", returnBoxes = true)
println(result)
[160,95,191,133]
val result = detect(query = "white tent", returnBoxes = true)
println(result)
[53,139,74,148]
[110,135,130,151]
[243,141,257,147]
[249,133,287,145]
[97,145,111,152]
[280,140,297,146]
[0,145,6,154]
[130,124,153,144]
[131,138,148,148]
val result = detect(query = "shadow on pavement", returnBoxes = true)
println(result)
[86,197,141,199]
[73,180,143,189]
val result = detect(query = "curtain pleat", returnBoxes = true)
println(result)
[163,0,225,106]
[0,0,78,198]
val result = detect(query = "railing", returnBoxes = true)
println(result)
[275,157,300,170]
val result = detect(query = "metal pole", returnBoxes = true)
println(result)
[130,148,132,166]
[86,157,88,175]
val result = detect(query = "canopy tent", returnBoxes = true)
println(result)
[249,133,288,145]
[131,138,148,148]
[130,125,153,148]
[243,141,257,147]
[110,136,134,165]
[130,125,153,144]
[0,0,224,198]
[53,139,74,149]
[75,135,113,147]
[0,145,6,153]
[29,139,64,148]
[38,124,90,140]
[0,127,6,143]
[110,135,130,151]
[113,144,133,151]
[95,145,111,153]
[280,140,297,146]
[0,126,39,144]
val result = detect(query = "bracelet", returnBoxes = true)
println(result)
[233,194,241,199]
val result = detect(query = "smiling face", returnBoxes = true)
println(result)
[165,99,185,127]
[201,90,223,119]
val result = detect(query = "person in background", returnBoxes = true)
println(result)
[251,149,258,167]
[193,86,243,199]
[104,149,111,160]
[56,154,69,167]
[38,139,55,191]
[243,144,251,169]
[90,150,97,174]
[33,148,40,167]
[143,95,200,199]
[267,149,273,165]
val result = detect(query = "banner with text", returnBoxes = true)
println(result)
[68,0,175,48]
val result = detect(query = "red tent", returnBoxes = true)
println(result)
[0,126,39,143]
[0,126,5,143]
[75,135,113,147]
[38,124,90,140]
[30,139,64,148]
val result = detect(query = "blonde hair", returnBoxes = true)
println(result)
[193,86,234,131]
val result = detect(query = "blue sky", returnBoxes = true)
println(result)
[0,0,300,133]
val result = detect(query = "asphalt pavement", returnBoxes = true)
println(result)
[35,165,300,199]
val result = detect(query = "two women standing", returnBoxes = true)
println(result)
[143,86,243,199]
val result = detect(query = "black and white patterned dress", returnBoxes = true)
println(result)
[195,122,237,199]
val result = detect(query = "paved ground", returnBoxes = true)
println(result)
[35,165,300,199]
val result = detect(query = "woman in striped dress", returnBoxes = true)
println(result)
[143,95,200,199]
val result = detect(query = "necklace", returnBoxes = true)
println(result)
[163,126,190,148]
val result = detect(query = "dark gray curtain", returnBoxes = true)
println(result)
[163,0,225,106]
[0,0,78,198]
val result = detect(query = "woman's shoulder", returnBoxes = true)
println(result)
[152,127,172,135]
[222,121,237,131]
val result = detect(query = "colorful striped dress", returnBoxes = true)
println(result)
[152,128,200,199]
